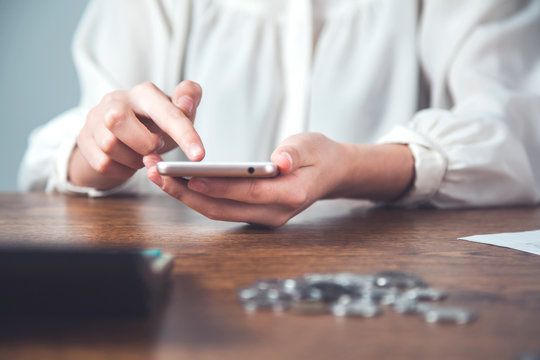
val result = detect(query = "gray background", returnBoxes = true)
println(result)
[0,0,89,191]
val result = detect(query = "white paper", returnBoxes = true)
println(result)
[459,230,540,255]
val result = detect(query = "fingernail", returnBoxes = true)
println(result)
[188,143,204,160]
[189,179,207,193]
[156,137,165,152]
[281,152,293,168]
[176,96,194,115]
[143,156,156,168]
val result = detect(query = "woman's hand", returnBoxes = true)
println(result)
[69,80,204,190]
[143,133,415,227]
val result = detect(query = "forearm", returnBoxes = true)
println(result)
[329,143,415,202]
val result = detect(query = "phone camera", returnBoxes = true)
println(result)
[248,167,255,174]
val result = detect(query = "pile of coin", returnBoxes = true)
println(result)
[237,271,476,324]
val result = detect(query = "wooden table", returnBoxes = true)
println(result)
[0,193,539,359]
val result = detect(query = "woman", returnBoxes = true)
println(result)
[19,0,540,226]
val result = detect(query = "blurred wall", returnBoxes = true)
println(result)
[0,0,89,191]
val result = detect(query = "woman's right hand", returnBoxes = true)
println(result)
[68,80,204,190]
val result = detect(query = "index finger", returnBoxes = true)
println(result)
[129,82,205,161]
[187,175,309,208]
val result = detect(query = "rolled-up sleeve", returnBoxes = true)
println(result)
[379,0,540,208]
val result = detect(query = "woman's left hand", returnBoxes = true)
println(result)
[143,133,349,227]
[143,132,414,227]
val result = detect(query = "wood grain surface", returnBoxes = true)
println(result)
[0,193,539,360]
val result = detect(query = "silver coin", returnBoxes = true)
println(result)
[331,297,382,318]
[392,298,420,314]
[363,287,400,305]
[237,287,260,301]
[241,299,290,313]
[420,305,477,324]
[401,288,446,301]
[373,270,427,289]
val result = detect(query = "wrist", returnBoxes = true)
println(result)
[331,143,414,201]
[68,146,129,190]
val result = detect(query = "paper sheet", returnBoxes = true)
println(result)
[459,230,540,256]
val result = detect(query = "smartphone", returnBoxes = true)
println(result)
[156,161,279,178]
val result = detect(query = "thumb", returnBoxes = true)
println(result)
[270,133,320,174]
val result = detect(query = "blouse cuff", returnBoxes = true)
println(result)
[377,125,448,206]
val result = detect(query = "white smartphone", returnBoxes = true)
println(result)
[156,161,279,178]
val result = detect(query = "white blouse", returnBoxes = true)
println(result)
[19,0,540,208]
